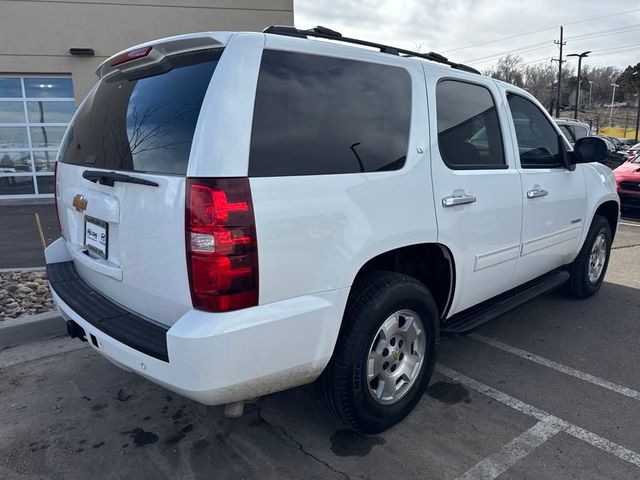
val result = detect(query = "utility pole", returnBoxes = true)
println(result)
[634,71,640,142]
[588,81,593,108]
[568,51,590,120]
[609,83,619,127]
[552,26,566,118]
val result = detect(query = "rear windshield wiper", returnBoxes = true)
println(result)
[82,170,159,187]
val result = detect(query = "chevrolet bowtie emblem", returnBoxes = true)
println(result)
[72,194,88,213]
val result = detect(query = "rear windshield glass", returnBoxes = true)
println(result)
[59,49,221,175]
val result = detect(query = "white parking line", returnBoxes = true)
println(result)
[470,334,640,401]
[456,417,564,480]
[436,365,640,472]
[620,222,640,228]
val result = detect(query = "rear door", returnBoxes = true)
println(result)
[427,73,523,315]
[504,92,587,286]
[56,47,223,326]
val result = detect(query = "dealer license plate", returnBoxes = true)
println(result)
[85,216,108,259]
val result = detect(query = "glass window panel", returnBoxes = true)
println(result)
[24,77,74,99]
[0,126,28,148]
[27,101,76,123]
[0,101,26,123]
[436,80,505,170]
[0,175,35,195]
[30,126,66,148]
[507,94,563,168]
[33,151,56,172]
[0,78,22,98]
[59,51,220,175]
[249,50,411,176]
[0,151,32,173]
[36,175,54,194]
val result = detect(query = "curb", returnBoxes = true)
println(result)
[0,266,46,273]
[0,311,66,349]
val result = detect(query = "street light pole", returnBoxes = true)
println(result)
[568,51,591,120]
[609,83,619,127]
[588,81,593,107]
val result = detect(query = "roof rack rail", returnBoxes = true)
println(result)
[263,25,481,75]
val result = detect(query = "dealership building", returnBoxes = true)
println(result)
[0,0,293,199]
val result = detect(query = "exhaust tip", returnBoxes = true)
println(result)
[66,321,87,342]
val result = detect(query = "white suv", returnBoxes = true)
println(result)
[46,26,619,433]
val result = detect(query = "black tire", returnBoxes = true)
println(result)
[319,271,439,434]
[567,215,612,299]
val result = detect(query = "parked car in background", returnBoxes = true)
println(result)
[624,143,640,160]
[605,136,625,151]
[554,118,590,145]
[619,138,637,150]
[614,155,640,208]
[594,136,627,169]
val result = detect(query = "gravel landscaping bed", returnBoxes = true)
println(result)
[0,270,54,320]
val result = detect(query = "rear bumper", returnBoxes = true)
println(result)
[46,238,349,405]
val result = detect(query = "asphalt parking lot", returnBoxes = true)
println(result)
[1,213,639,480]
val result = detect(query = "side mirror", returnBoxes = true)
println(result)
[570,137,609,165]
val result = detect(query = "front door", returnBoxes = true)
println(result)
[427,74,523,316]
[503,92,587,286]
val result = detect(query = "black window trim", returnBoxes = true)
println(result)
[435,77,509,171]
[506,91,567,170]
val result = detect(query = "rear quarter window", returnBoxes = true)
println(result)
[249,50,412,177]
[59,49,221,175]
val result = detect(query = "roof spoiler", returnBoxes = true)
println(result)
[96,32,231,78]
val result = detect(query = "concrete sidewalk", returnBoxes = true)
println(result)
[0,202,60,269]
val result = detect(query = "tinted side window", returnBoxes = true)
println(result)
[507,94,563,168]
[436,80,505,169]
[249,50,411,176]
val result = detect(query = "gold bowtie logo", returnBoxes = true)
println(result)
[72,194,88,213]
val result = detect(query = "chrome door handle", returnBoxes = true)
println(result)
[526,188,548,199]
[442,194,476,207]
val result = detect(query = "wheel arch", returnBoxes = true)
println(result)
[593,200,620,239]
[348,243,456,323]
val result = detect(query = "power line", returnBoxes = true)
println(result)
[522,57,554,66]
[441,27,555,54]
[592,42,640,53]
[440,8,640,54]
[465,23,640,65]
[464,41,552,64]
[589,43,640,57]
[566,23,640,42]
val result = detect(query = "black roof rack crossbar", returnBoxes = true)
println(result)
[263,25,480,75]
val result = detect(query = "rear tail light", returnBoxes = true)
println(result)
[186,178,258,312]
[110,46,153,67]
[53,162,61,229]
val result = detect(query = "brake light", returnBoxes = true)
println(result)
[53,162,61,229]
[186,178,258,312]
[110,46,153,67]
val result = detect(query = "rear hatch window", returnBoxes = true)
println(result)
[60,49,221,175]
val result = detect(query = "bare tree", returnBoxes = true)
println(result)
[484,55,525,87]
